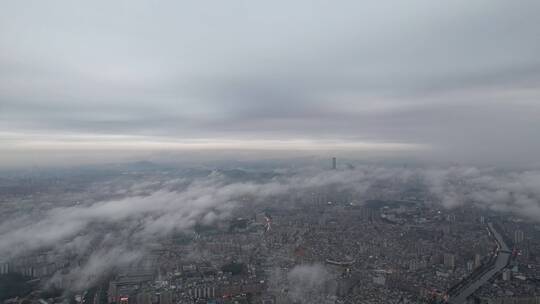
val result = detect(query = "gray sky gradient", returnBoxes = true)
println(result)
[1,0,540,167]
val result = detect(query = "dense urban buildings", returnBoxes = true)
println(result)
[1,162,539,304]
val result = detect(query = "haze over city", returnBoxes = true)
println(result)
[1,1,540,304]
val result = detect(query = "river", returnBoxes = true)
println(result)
[448,223,511,304]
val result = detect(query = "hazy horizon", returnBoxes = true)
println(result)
[1,0,540,168]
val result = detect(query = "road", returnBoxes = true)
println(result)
[448,223,511,304]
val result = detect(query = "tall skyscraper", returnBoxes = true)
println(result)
[474,253,482,268]
[443,253,455,269]
[332,157,337,170]
[514,229,524,244]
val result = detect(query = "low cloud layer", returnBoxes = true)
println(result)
[286,264,333,303]
[1,166,540,290]
[267,263,334,303]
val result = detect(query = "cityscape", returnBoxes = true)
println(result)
[1,159,540,303]
[1,1,540,303]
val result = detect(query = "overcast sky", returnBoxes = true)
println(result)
[1,0,539,167]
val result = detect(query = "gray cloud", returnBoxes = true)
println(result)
[1,0,540,166]
[286,264,334,303]
[267,263,335,303]
[0,168,368,289]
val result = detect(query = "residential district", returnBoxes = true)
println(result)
[1,164,539,304]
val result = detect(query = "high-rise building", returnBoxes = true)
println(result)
[158,291,172,304]
[443,253,455,269]
[373,275,386,286]
[514,229,524,244]
[332,157,337,170]
[0,263,9,274]
[136,292,152,304]
[467,261,474,272]
[502,269,511,281]
[474,253,482,268]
